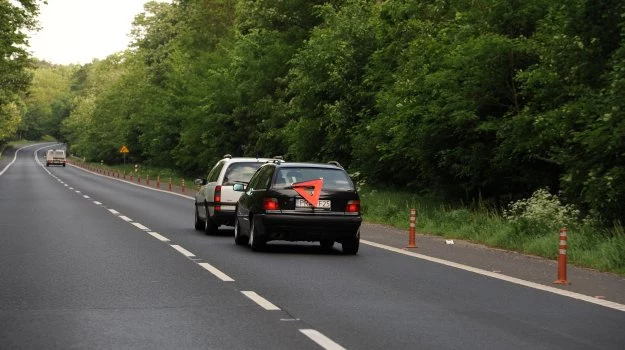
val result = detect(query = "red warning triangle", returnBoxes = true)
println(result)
[291,178,323,207]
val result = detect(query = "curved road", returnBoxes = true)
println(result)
[1,144,624,349]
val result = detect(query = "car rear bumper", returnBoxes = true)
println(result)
[256,213,362,242]
[212,206,236,226]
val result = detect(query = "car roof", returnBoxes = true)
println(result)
[223,157,275,163]
[271,162,343,170]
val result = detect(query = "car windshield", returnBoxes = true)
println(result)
[222,162,264,185]
[274,167,354,191]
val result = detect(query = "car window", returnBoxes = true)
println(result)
[248,165,273,191]
[207,160,225,182]
[274,167,354,190]
[222,162,264,186]
[256,166,274,190]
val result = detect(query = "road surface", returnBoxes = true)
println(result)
[1,143,624,349]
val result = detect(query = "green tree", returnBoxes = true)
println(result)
[0,0,43,143]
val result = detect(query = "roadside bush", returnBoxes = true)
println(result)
[503,188,580,233]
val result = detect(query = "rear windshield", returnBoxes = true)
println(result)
[54,150,65,157]
[222,162,264,185]
[274,167,354,191]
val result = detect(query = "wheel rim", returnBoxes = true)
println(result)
[249,221,254,246]
[205,207,210,231]
[234,218,239,239]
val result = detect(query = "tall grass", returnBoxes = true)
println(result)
[360,188,625,275]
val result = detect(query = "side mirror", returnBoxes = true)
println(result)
[194,178,207,186]
[233,183,245,192]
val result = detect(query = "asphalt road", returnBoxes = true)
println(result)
[1,143,625,349]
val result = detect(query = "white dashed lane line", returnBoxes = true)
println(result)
[147,231,170,242]
[131,222,150,231]
[170,244,195,258]
[198,263,234,282]
[41,165,349,350]
[241,291,281,311]
[299,329,346,350]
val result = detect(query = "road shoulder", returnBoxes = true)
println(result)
[361,222,625,305]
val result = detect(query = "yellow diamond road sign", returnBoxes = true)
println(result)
[120,145,129,154]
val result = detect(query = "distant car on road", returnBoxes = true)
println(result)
[46,149,66,167]
[194,154,281,234]
[233,161,362,254]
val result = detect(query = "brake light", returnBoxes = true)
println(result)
[263,197,280,210]
[214,185,221,211]
[346,200,360,213]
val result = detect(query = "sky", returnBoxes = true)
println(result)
[27,0,164,65]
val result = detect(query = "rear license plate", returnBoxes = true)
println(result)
[296,199,331,209]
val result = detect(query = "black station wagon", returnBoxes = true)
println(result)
[233,161,362,254]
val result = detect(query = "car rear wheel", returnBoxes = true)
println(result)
[234,217,247,246]
[341,230,360,255]
[194,205,204,231]
[204,206,218,235]
[249,220,265,252]
[320,240,334,249]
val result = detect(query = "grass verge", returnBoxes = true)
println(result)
[69,158,194,192]
[360,188,625,275]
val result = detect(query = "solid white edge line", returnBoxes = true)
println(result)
[108,209,120,215]
[119,215,132,222]
[299,329,346,350]
[241,291,280,311]
[58,150,625,313]
[198,263,234,282]
[170,244,195,257]
[0,144,42,176]
[67,162,195,200]
[361,240,625,312]
[147,231,170,242]
[131,222,150,231]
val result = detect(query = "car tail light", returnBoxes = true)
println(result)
[214,185,221,211]
[346,200,360,213]
[263,197,280,210]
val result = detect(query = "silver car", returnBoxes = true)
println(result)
[194,154,282,234]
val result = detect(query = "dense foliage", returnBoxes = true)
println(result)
[0,0,43,143]
[16,0,625,226]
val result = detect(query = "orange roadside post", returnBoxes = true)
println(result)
[407,208,417,248]
[554,227,570,284]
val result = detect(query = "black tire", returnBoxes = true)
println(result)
[249,219,265,252]
[320,240,334,249]
[234,216,247,246]
[204,205,218,235]
[62,163,65,167]
[194,205,204,231]
[46,162,49,167]
[341,230,360,255]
